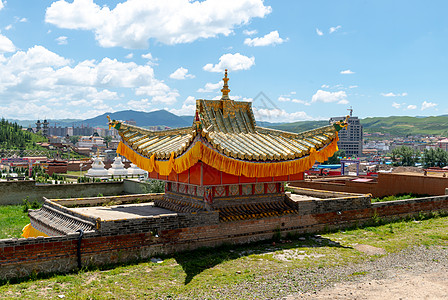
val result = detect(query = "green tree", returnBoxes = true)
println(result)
[423,148,448,168]
[0,118,47,150]
[391,146,419,166]
[324,150,346,164]
[69,135,81,144]
[145,180,165,193]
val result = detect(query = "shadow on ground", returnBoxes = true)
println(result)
[173,235,352,284]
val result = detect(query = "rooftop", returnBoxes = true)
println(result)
[108,71,347,177]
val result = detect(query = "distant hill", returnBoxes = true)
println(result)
[7,119,82,128]
[269,120,329,133]
[82,110,191,128]
[361,115,448,136]
[0,119,47,150]
[179,115,193,125]
[8,111,448,137]
[267,116,448,137]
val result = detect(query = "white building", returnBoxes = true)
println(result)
[76,136,105,149]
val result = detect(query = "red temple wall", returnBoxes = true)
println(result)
[147,162,303,186]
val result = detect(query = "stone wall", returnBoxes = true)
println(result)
[1,194,447,280]
[0,179,149,205]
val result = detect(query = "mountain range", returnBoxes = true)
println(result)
[7,110,448,137]
[7,109,282,129]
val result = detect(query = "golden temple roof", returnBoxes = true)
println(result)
[111,100,338,162]
[108,71,347,177]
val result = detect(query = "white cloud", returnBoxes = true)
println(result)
[316,28,323,36]
[0,45,179,118]
[321,84,330,88]
[311,90,348,104]
[45,0,271,49]
[407,104,417,110]
[135,85,179,105]
[0,34,15,53]
[169,67,195,80]
[142,53,154,60]
[127,98,151,111]
[125,53,133,59]
[381,92,407,97]
[0,1,4,11]
[5,24,12,30]
[392,102,401,109]
[277,96,310,106]
[169,96,196,116]
[197,82,221,93]
[253,107,313,123]
[243,29,257,36]
[340,69,354,75]
[421,101,437,110]
[56,36,68,45]
[349,85,358,89]
[203,53,255,72]
[329,25,341,34]
[19,18,28,23]
[244,30,287,47]
[141,52,157,65]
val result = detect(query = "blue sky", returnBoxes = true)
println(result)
[0,0,447,123]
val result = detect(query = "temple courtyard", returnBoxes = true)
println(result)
[70,203,174,221]
[67,193,320,222]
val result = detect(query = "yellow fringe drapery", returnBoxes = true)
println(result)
[117,133,339,178]
[22,223,48,238]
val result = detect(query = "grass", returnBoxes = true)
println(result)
[0,205,30,240]
[66,171,88,177]
[0,208,446,299]
[371,193,430,203]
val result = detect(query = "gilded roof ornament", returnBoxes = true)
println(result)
[332,115,349,131]
[220,69,231,100]
[107,115,121,130]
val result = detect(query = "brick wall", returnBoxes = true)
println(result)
[1,195,447,280]
[98,211,219,235]
[291,173,448,197]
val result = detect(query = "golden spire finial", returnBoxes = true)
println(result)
[220,69,230,100]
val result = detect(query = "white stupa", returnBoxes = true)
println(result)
[86,153,109,178]
[126,163,147,177]
[108,155,128,176]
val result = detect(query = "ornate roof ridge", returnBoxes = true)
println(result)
[255,124,337,139]
[116,122,196,136]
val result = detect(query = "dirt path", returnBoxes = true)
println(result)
[298,266,448,299]
[291,246,448,300]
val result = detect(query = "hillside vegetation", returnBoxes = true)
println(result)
[0,118,47,150]
[270,120,329,133]
[269,116,448,137]
[361,115,448,136]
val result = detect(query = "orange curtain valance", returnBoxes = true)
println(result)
[117,134,339,178]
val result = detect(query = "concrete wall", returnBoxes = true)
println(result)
[291,173,448,198]
[122,179,152,194]
[0,179,150,205]
[1,195,447,280]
